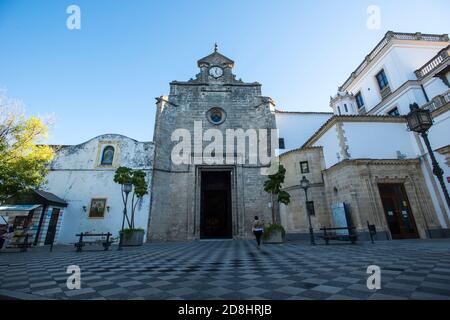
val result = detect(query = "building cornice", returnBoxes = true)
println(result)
[302,115,406,148]
[170,81,261,87]
[325,158,421,173]
[435,144,450,155]
[279,146,323,158]
[275,110,333,115]
[339,31,449,92]
[329,91,355,106]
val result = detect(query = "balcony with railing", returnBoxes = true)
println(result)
[415,45,450,80]
[380,86,392,100]
[421,90,450,112]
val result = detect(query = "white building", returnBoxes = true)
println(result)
[42,134,154,244]
[278,31,449,239]
[329,31,450,230]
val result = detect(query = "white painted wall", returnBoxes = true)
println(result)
[344,122,417,159]
[312,124,341,168]
[371,86,428,115]
[423,78,449,101]
[276,112,332,151]
[429,111,450,150]
[43,134,154,244]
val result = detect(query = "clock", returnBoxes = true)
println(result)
[209,66,223,78]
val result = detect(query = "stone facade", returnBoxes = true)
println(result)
[279,145,445,240]
[322,159,444,239]
[279,147,332,235]
[149,49,276,240]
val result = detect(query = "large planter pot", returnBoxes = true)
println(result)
[121,230,145,246]
[263,230,284,244]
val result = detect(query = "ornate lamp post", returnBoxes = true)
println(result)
[118,182,133,251]
[300,176,316,245]
[406,103,450,210]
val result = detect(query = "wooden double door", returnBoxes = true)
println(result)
[200,171,232,239]
[378,184,419,239]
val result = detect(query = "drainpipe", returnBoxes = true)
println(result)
[420,84,430,103]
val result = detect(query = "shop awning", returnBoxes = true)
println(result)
[0,205,41,217]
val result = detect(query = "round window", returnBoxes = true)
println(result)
[207,108,226,125]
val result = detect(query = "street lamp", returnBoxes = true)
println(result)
[118,182,133,251]
[406,103,450,210]
[300,176,316,245]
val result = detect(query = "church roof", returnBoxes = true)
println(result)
[197,46,234,67]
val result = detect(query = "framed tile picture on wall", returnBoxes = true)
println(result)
[89,198,107,218]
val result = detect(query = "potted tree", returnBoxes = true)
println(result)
[263,165,291,244]
[114,167,148,246]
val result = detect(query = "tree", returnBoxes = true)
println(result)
[264,164,291,224]
[113,167,148,230]
[0,92,54,204]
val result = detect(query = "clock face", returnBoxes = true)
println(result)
[209,66,223,78]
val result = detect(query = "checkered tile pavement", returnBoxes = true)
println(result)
[1,239,450,300]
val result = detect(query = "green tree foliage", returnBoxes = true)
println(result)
[0,93,54,203]
[264,164,291,224]
[114,167,149,229]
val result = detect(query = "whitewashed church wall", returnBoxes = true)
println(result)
[43,135,154,244]
[312,124,341,168]
[45,170,152,244]
[276,113,332,151]
[50,134,153,171]
[344,122,416,160]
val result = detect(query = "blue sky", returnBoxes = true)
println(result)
[0,0,449,144]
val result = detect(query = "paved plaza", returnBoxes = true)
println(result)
[1,239,450,300]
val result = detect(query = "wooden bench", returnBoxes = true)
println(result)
[320,227,357,245]
[74,232,113,252]
[7,233,33,252]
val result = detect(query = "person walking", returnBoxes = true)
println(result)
[252,216,264,249]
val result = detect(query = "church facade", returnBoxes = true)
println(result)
[149,49,277,240]
[23,31,449,244]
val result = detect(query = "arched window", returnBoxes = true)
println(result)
[101,146,115,165]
